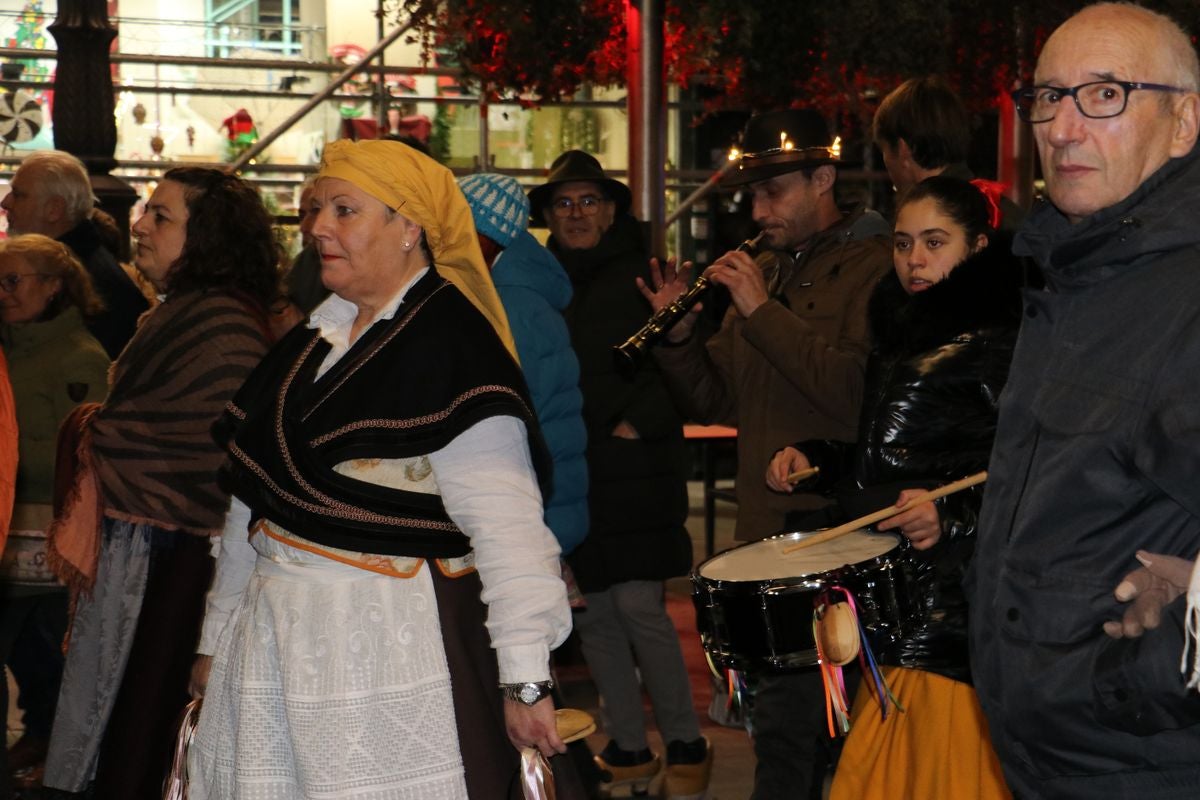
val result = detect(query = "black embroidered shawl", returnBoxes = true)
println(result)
[215,270,551,558]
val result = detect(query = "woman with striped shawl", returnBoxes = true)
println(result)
[42,168,279,799]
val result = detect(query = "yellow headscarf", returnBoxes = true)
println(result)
[316,139,517,360]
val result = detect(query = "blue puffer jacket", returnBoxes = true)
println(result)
[494,231,589,554]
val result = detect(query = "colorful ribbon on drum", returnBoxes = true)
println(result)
[812,585,903,737]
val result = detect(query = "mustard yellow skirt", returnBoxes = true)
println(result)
[829,666,1012,800]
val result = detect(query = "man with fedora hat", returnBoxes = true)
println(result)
[530,151,712,798]
[645,108,892,798]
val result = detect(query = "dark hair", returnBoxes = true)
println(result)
[874,76,971,171]
[89,208,126,259]
[159,167,282,307]
[898,175,994,243]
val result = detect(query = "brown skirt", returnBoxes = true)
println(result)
[93,529,213,800]
[430,566,586,799]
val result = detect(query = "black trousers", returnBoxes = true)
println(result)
[750,664,859,800]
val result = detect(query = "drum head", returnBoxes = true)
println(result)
[697,529,900,583]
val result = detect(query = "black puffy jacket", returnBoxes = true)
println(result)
[798,238,1023,682]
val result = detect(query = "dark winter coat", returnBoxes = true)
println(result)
[801,239,1022,683]
[550,215,691,593]
[493,230,589,555]
[655,205,893,540]
[58,219,149,359]
[969,144,1200,799]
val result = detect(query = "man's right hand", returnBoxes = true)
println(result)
[1103,551,1196,639]
[766,446,810,493]
[636,257,701,343]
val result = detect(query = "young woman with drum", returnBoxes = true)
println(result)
[765,175,1025,799]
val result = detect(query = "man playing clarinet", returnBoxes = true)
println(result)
[645,108,891,800]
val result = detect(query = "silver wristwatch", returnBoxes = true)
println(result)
[500,680,555,706]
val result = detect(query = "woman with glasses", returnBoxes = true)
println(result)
[530,151,710,797]
[0,235,109,793]
[42,169,277,799]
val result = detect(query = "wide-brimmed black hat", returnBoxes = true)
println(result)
[724,109,844,186]
[528,150,632,223]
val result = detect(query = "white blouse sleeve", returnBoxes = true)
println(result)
[429,415,572,684]
[196,496,257,655]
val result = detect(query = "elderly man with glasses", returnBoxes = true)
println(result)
[529,151,712,799]
[968,3,1200,798]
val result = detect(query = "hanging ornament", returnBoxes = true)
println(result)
[0,89,43,144]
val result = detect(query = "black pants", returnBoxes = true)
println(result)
[750,665,859,800]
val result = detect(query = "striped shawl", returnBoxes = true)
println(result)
[90,290,270,535]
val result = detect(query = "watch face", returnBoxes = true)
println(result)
[519,684,540,704]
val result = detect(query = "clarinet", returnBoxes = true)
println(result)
[613,230,766,373]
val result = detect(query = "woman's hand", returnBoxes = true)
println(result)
[189,655,213,699]
[504,697,566,758]
[876,489,942,550]
[636,257,701,343]
[766,447,810,494]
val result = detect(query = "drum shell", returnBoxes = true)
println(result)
[691,531,923,672]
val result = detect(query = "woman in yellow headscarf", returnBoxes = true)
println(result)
[188,140,572,798]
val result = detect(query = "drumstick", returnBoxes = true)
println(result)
[780,471,988,554]
[786,466,820,484]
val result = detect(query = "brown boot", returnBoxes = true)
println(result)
[664,736,713,800]
[594,740,662,797]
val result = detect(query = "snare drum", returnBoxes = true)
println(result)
[691,530,921,672]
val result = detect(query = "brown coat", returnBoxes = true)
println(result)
[655,206,892,540]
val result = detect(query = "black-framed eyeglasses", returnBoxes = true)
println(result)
[550,195,608,219]
[0,273,46,293]
[1011,80,1188,123]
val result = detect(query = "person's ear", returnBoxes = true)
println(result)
[972,233,989,254]
[811,165,836,194]
[1169,93,1200,157]
[43,194,67,225]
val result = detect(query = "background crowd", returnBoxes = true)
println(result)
[0,4,1193,800]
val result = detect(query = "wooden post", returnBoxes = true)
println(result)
[626,0,665,256]
[49,0,137,259]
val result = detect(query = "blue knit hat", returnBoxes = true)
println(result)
[457,173,530,249]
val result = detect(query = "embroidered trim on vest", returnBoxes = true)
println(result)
[309,384,530,447]
[227,441,460,532]
[226,333,461,533]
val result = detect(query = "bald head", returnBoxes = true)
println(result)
[1032,2,1200,222]
[1053,3,1199,91]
